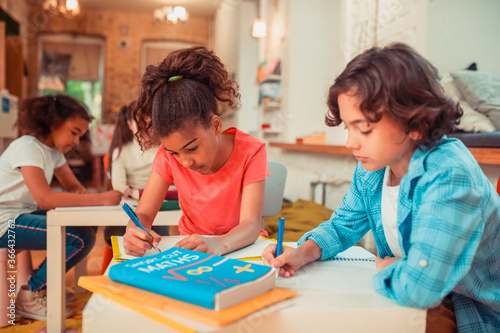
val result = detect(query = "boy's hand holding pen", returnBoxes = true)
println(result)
[275,217,285,277]
[122,203,161,255]
[262,216,323,278]
[261,217,290,277]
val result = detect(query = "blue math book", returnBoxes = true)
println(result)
[108,247,276,310]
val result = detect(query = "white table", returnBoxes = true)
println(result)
[82,244,427,333]
[46,206,182,333]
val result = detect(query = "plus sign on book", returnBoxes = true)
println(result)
[108,247,276,310]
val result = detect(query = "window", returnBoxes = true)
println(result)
[38,34,104,122]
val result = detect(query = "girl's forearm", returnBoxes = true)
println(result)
[133,212,156,229]
[67,182,89,194]
[217,220,262,255]
[37,192,108,209]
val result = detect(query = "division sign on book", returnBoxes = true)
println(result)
[108,247,276,311]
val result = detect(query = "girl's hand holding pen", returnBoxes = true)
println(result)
[122,186,134,199]
[123,222,162,257]
[122,186,140,200]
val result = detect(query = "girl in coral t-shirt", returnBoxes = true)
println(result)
[123,46,269,256]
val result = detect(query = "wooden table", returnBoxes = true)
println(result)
[46,206,182,333]
[82,244,426,333]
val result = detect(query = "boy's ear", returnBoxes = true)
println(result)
[211,115,222,135]
[409,129,422,141]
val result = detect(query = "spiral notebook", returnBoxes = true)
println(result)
[276,246,377,292]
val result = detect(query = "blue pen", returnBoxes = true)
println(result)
[122,203,161,253]
[275,217,285,277]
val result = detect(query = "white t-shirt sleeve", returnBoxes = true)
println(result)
[54,152,66,169]
[11,139,48,169]
[111,148,128,193]
[6,136,66,184]
[8,137,66,170]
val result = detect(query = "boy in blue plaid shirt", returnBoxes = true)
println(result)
[263,43,500,332]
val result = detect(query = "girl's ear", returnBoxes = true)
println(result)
[211,115,222,135]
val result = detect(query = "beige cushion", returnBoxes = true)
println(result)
[440,73,496,133]
[458,100,496,133]
[451,70,500,130]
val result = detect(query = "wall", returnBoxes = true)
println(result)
[0,0,27,29]
[427,0,500,77]
[236,0,259,136]
[213,0,240,77]
[285,0,343,144]
[262,0,499,209]
[426,0,500,187]
[25,5,211,123]
[1,0,28,98]
[213,0,260,135]
[263,0,354,209]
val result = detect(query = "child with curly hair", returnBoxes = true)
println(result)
[0,94,121,320]
[123,46,269,256]
[263,43,500,332]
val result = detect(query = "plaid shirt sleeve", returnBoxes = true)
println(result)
[372,157,489,309]
[298,164,371,259]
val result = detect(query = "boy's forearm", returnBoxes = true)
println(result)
[298,239,323,264]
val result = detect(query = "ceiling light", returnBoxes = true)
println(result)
[43,0,80,17]
[251,0,266,39]
[252,18,267,38]
[154,5,189,24]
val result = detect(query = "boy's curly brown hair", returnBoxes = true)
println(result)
[16,94,92,139]
[133,45,240,150]
[326,43,462,147]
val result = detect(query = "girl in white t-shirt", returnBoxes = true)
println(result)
[104,102,170,246]
[0,94,121,321]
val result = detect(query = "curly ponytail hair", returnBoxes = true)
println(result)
[133,46,240,150]
[16,94,92,139]
[326,43,462,148]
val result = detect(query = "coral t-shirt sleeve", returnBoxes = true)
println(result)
[152,146,173,184]
[242,144,269,187]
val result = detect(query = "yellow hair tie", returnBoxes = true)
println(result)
[168,75,183,82]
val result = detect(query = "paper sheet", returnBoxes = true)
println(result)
[224,236,278,259]
[112,235,188,261]
[276,246,378,292]
[112,235,278,261]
